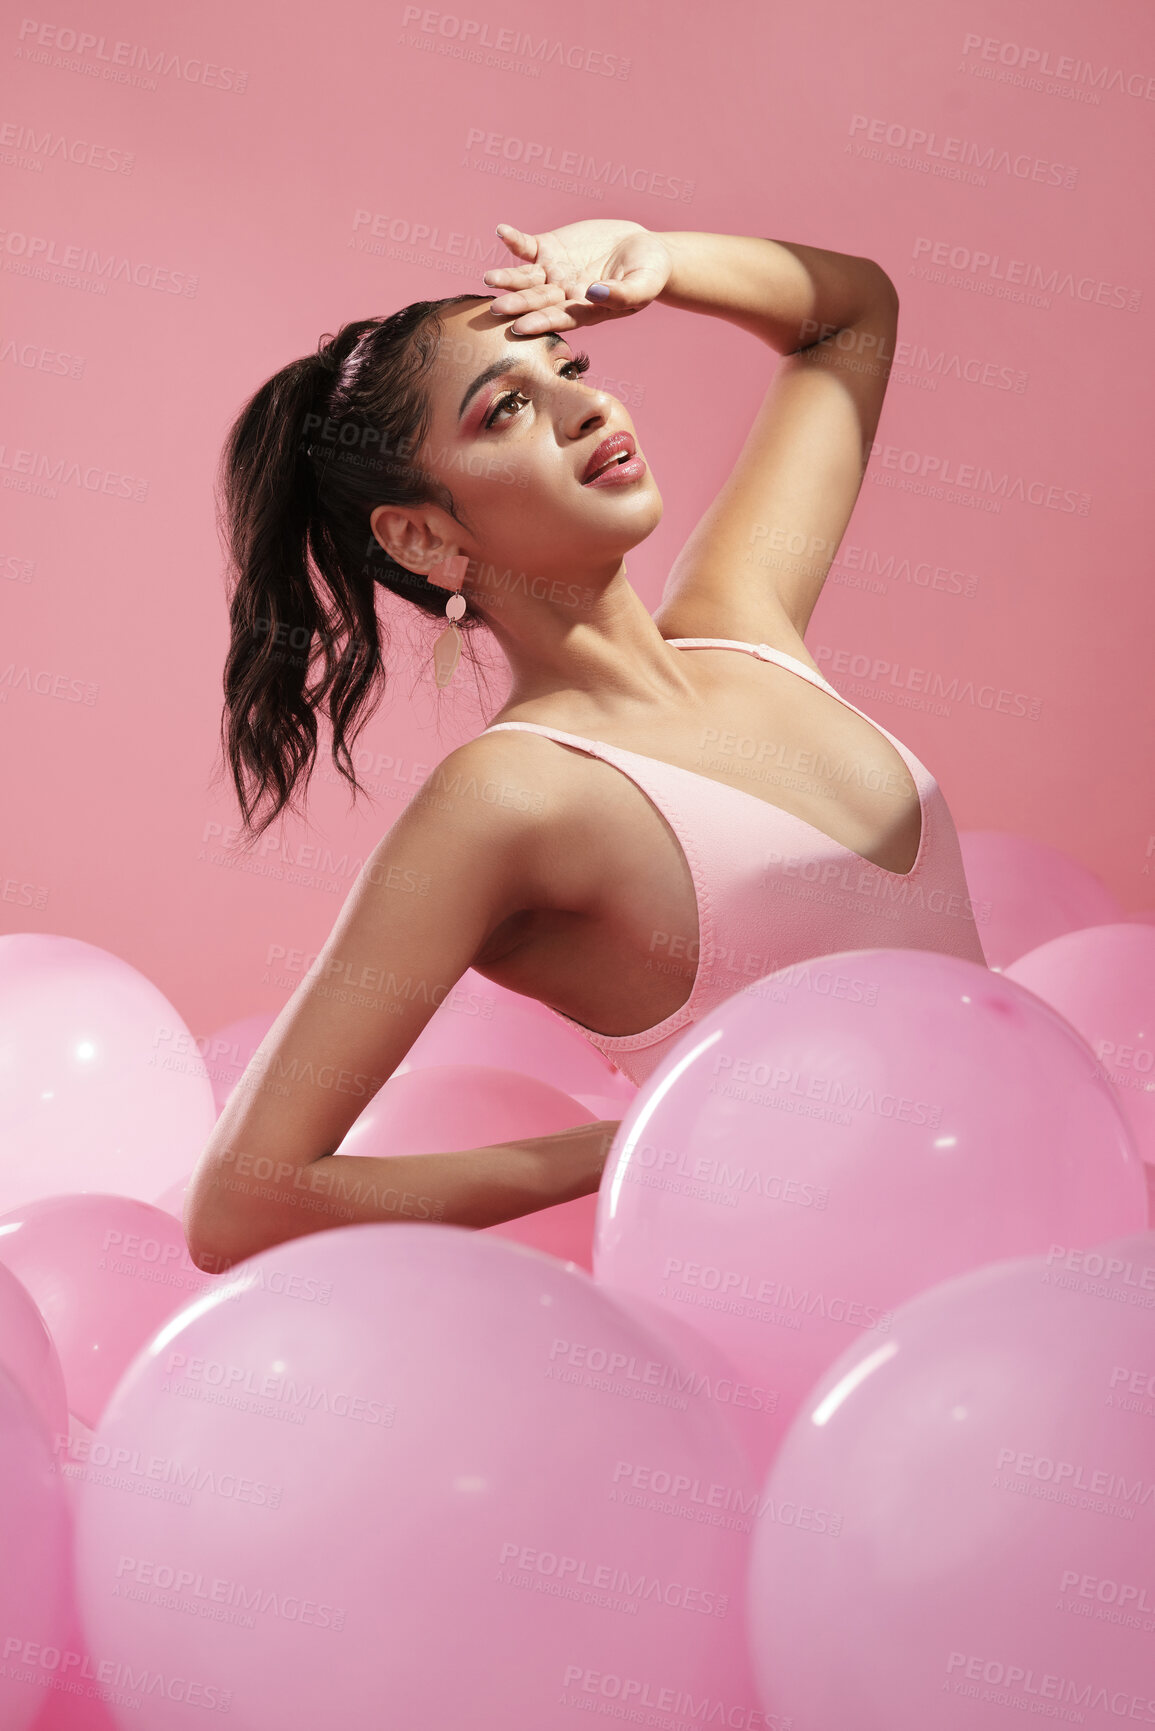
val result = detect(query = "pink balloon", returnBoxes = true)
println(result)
[54,1412,93,1507]
[0,935,217,1213]
[486,1192,599,1271]
[194,1013,276,1115]
[74,1225,760,1727]
[0,1261,69,1445]
[609,1290,782,1478]
[26,1605,121,1730]
[595,948,1147,1476]
[335,1062,597,1158]
[0,1366,73,1731]
[1122,909,1155,926]
[572,1092,635,1118]
[151,1173,189,1218]
[33,1409,122,1728]
[0,1194,218,1427]
[1007,924,1155,1164]
[748,1231,1155,1729]
[335,1062,608,1267]
[957,830,1123,969]
[394,967,637,1102]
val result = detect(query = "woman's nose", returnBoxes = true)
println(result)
[568,387,612,438]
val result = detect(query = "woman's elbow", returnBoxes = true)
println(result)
[182,1173,252,1276]
[863,259,900,311]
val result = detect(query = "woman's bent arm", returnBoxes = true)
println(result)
[184,731,594,1271]
[188,1117,620,1272]
[655,231,895,353]
[649,231,899,641]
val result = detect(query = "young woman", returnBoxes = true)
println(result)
[185,219,987,1273]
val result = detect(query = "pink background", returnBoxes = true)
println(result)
[2,0,1152,1037]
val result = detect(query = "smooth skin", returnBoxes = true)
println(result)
[185,221,901,1272]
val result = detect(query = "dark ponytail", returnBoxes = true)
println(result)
[213,294,491,841]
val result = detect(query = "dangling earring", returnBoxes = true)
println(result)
[426,553,469,688]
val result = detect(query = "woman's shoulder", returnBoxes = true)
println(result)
[411,727,603,913]
[422,727,570,822]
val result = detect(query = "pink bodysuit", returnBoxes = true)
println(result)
[480,638,988,1087]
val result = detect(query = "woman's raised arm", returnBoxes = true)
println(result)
[652,232,899,647]
[481,217,898,652]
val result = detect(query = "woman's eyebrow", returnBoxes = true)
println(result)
[457,330,566,421]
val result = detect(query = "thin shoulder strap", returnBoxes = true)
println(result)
[479,720,598,749]
[665,636,837,693]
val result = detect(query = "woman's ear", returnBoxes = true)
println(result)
[369,503,444,574]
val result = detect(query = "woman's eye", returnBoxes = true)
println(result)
[484,390,527,428]
[483,353,592,429]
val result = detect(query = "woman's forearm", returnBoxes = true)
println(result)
[186,1118,621,1271]
[655,231,896,353]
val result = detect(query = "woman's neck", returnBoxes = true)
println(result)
[474,565,699,715]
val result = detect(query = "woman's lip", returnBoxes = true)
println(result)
[580,432,635,483]
[581,454,647,489]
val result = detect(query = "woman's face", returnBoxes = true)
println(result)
[390,301,663,616]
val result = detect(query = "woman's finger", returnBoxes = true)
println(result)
[486,282,566,318]
[505,307,578,336]
[584,266,664,308]
[482,263,547,289]
[494,223,538,262]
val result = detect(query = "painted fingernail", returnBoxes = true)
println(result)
[586,283,610,302]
